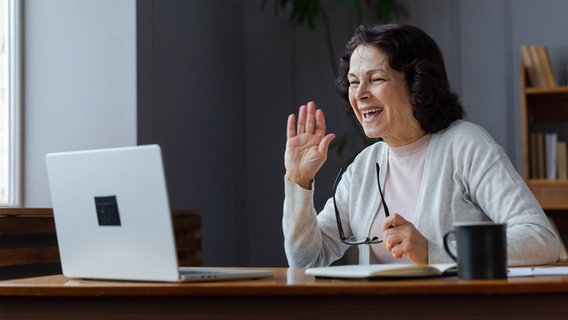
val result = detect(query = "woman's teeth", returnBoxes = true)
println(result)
[362,108,382,118]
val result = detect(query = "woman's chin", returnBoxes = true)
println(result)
[362,129,382,140]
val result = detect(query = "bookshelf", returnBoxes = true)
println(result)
[520,64,568,209]
[520,63,568,259]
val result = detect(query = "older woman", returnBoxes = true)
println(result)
[283,24,559,267]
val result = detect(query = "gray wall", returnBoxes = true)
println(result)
[139,0,568,267]
[137,0,248,266]
[243,0,568,266]
[401,0,568,171]
[24,0,568,267]
[246,0,568,266]
[138,0,371,267]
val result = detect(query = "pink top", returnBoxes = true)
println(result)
[369,134,431,263]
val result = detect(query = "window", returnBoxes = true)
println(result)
[0,0,21,206]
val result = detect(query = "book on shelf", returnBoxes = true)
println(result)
[529,45,548,87]
[537,46,558,87]
[521,44,557,88]
[538,133,546,179]
[558,141,567,180]
[530,132,542,179]
[529,132,567,180]
[545,133,558,180]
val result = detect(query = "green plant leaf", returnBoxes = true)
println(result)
[378,0,393,22]
[337,0,359,7]
[368,0,408,23]
[287,0,320,30]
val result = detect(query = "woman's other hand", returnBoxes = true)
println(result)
[382,213,429,264]
[285,101,335,189]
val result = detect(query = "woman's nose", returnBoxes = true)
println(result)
[355,82,370,100]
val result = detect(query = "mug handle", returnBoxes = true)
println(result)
[443,231,458,262]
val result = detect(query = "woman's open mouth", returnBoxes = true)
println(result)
[362,107,383,120]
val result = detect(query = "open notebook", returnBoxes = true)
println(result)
[306,263,457,280]
[46,145,273,282]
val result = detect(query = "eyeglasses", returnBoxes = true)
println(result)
[332,162,390,245]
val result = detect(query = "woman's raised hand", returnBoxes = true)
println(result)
[284,101,335,189]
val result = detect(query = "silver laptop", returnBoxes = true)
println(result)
[45,144,272,282]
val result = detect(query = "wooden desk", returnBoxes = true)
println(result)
[1,268,568,319]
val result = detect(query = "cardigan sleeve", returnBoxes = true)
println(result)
[282,177,349,267]
[470,152,560,265]
[419,121,559,265]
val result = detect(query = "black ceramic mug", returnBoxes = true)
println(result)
[443,222,507,280]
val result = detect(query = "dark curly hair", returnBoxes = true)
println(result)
[336,24,464,133]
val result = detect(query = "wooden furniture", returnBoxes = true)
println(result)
[2,268,568,319]
[520,64,568,236]
[171,209,202,266]
[0,208,61,280]
[0,208,202,280]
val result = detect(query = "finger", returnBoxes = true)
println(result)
[318,133,335,159]
[388,240,404,258]
[382,213,407,231]
[383,229,402,251]
[296,105,307,134]
[314,108,327,138]
[390,245,396,257]
[391,245,403,259]
[382,217,395,231]
[286,114,297,139]
[305,102,316,134]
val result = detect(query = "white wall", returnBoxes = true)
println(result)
[24,0,137,206]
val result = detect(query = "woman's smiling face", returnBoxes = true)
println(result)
[347,45,425,147]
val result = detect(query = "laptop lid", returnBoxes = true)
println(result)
[46,145,182,282]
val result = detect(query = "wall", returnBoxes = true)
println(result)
[509,0,568,160]
[137,0,568,267]
[24,0,137,206]
[23,0,568,267]
[241,0,568,266]
[400,0,568,169]
[242,1,374,266]
[137,0,248,266]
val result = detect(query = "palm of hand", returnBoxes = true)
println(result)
[284,102,335,188]
[285,132,326,178]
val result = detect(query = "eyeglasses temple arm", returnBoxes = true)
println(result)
[333,167,348,240]
[375,163,390,217]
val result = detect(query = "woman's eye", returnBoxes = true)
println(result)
[371,78,384,83]
[349,80,359,86]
